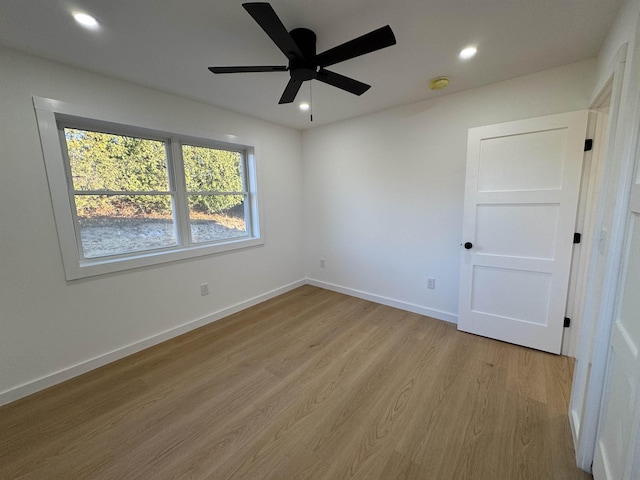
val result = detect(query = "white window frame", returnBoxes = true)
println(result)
[34,96,263,280]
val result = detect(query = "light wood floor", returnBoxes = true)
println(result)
[1,286,591,480]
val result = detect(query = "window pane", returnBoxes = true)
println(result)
[188,195,247,243]
[65,128,169,191]
[75,194,176,258]
[182,145,243,193]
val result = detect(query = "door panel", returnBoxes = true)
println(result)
[619,217,640,341]
[477,129,567,191]
[471,267,551,323]
[475,203,559,259]
[593,187,640,479]
[458,111,588,354]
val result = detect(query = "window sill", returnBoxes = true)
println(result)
[66,236,264,280]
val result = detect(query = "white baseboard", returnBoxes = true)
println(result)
[306,278,458,324]
[0,279,306,406]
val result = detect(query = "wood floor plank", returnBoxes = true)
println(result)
[543,352,575,414]
[302,311,427,462]
[208,307,415,479]
[374,450,422,480]
[506,341,549,405]
[0,286,590,479]
[315,319,449,479]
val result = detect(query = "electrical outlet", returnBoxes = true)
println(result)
[427,278,436,289]
[200,283,209,296]
[320,258,326,268]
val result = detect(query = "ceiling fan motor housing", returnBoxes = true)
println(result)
[289,28,318,80]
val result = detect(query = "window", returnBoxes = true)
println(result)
[34,97,262,280]
[181,143,249,244]
[65,128,178,259]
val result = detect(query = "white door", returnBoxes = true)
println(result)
[458,111,588,354]
[592,171,640,479]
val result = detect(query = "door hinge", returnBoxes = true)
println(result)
[584,139,593,151]
[574,232,582,244]
[564,317,571,328]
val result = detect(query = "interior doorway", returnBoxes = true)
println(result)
[568,43,628,472]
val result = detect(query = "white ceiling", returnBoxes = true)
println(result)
[0,0,622,130]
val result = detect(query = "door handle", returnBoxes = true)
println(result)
[464,242,473,249]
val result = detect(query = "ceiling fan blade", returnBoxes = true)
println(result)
[316,69,371,96]
[242,3,304,60]
[316,25,396,68]
[279,78,303,104]
[209,66,287,74]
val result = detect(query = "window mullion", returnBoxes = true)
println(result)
[169,138,191,246]
[73,190,174,196]
[183,191,248,196]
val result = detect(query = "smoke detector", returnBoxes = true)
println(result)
[429,76,450,90]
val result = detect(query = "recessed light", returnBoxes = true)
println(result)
[299,102,310,111]
[73,12,99,29]
[459,46,477,59]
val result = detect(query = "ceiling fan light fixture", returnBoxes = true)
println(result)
[459,46,477,59]
[72,12,99,29]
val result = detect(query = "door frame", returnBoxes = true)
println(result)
[569,69,621,469]
[570,11,640,471]
[562,107,601,357]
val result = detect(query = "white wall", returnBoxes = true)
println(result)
[594,0,640,98]
[0,46,305,404]
[303,60,596,322]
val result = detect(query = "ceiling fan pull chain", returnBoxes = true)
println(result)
[309,81,313,122]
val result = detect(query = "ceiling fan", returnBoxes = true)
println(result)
[209,2,397,105]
